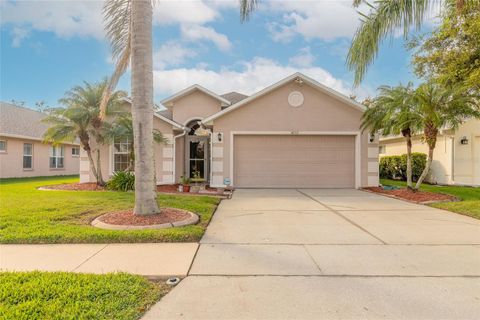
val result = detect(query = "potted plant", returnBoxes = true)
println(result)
[180,175,191,193]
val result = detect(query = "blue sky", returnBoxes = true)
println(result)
[1,0,431,109]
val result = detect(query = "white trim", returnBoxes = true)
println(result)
[229,131,362,189]
[0,133,80,145]
[172,129,187,184]
[202,72,365,124]
[160,84,231,107]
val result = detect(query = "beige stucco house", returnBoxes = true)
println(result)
[0,102,80,178]
[379,119,480,186]
[80,73,380,188]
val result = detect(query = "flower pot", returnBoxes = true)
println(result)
[183,185,190,193]
[178,185,183,192]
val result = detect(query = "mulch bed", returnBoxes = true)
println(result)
[99,208,191,226]
[41,183,105,191]
[364,187,457,203]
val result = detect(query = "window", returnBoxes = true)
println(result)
[0,140,6,152]
[72,147,80,156]
[113,138,132,172]
[379,145,386,155]
[23,143,33,169]
[50,145,64,169]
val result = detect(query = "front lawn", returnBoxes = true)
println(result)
[380,179,480,219]
[0,176,220,243]
[0,271,168,320]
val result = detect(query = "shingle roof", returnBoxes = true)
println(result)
[0,102,50,140]
[220,92,249,105]
[157,109,173,120]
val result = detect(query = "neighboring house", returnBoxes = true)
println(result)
[80,73,379,188]
[0,102,80,178]
[379,118,480,186]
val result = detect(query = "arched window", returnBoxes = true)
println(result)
[185,119,201,135]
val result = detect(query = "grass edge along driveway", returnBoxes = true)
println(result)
[380,179,480,220]
[0,271,169,320]
[0,176,220,244]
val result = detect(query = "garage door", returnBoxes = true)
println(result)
[233,135,355,188]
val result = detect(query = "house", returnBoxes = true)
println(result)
[0,102,80,178]
[80,73,380,189]
[379,119,480,186]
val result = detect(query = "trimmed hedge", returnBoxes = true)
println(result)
[380,152,427,181]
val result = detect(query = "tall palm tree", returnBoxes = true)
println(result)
[102,0,159,215]
[347,0,471,86]
[43,80,126,186]
[361,83,418,188]
[412,82,480,189]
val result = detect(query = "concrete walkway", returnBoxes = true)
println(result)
[143,189,480,319]
[0,243,197,277]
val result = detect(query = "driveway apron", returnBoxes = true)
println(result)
[143,189,480,319]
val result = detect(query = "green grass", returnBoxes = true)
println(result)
[0,271,168,320]
[0,176,220,244]
[381,179,480,219]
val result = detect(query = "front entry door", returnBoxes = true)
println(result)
[186,136,209,180]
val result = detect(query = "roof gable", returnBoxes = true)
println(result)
[161,84,231,108]
[202,73,365,124]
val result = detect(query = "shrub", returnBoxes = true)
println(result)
[380,152,427,181]
[106,171,135,191]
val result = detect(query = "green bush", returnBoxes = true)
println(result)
[106,171,135,191]
[380,152,426,181]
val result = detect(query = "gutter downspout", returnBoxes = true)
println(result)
[173,128,188,184]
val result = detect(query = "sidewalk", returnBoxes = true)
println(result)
[0,243,198,277]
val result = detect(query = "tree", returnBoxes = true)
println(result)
[106,114,168,172]
[410,2,480,93]
[412,82,480,189]
[360,83,419,189]
[102,0,159,215]
[43,80,126,185]
[347,0,472,86]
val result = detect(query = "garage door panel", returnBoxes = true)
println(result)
[234,135,355,188]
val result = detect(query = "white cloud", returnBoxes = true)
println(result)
[153,57,350,98]
[1,0,104,40]
[153,41,197,69]
[153,1,218,25]
[180,25,231,51]
[11,27,30,47]
[289,47,315,67]
[266,1,362,42]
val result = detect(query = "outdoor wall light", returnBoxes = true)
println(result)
[369,133,375,143]
[217,132,223,142]
[460,136,469,145]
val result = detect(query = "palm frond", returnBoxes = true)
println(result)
[239,0,258,22]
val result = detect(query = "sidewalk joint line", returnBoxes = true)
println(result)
[72,244,109,272]
[296,189,387,245]
[302,245,323,274]
[186,243,201,276]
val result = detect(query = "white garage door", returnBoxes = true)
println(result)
[233,135,355,188]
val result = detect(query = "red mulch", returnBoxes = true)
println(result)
[364,187,456,203]
[99,208,191,226]
[42,183,105,191]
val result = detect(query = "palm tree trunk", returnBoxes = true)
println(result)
[96,149,105,186]
[402,129,413,190]
[131,0,159,215]
[85,149,100,185]
[415,125,438,190]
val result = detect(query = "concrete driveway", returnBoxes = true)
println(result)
[144,189,480,319]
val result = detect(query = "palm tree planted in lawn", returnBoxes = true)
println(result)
[361,83,419,189]
[102,0,159,215]
[412,82,480,189]
[43,80,126,185]
[347,0,472,86]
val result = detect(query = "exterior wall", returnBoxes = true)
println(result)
[0,136,79,178]
[379,119,480,186]
[79,117,175,184]
[453,119,480,186]
[209,81,377,188]
[169,91,223,125]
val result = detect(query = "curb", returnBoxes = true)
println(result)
[91,211,199,230]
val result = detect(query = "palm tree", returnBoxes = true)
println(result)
[412,82,480,189]
[361,83,418,189]
[102,0,159,215]
[347,0,471,86]
[43,80,126,186]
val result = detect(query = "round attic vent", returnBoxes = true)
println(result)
[288,91,304,107]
